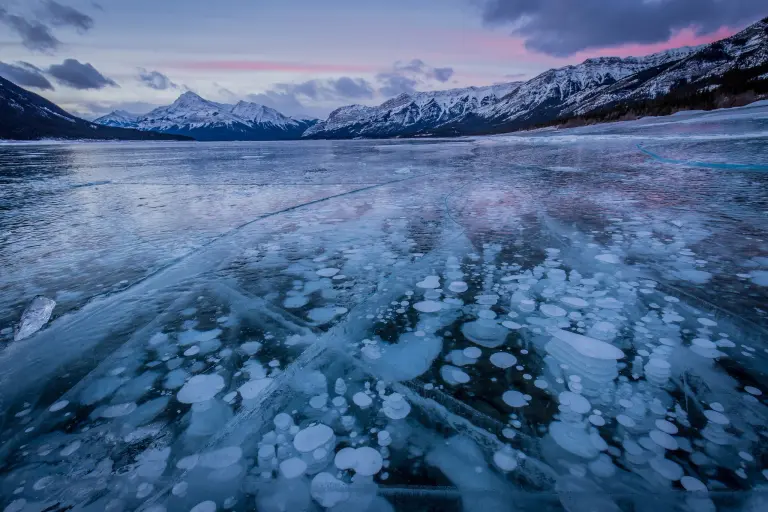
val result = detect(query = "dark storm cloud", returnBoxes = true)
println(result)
[376,59,455,97]
[137,68,178,90]
[479,0,768,56]
[0,7,60,52]
[0,61,54,90]
[48,59,117,89]
[42,1,94,32]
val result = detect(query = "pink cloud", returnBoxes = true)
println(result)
[169,60,378,74]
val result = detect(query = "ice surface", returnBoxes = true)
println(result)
[1,105,767,510]
[13,296,55,341]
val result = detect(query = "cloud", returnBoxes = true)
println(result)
[0,61,54,90]
[247,91,307,113]
[48,59,117,89]
[433,67,455,82]
[42,1,94,32]
[0,7,60,52]
[137,68,178,90]
[71,100,159,120]
[171,60,376,73]
[375,59,455,97]
[0,1,95,52]
[377,74,418,97]
[478,0,768,57]
[275,77,374,101]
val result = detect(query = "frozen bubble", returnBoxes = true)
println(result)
[534,379,549,390]
[316,267,340,277]
[649,458,683,481]
[240,341,262,355]
[616,414,635,428]
[280,457,308,479]
[382,393,411,419]
[172,482,189,497]
[540,304,566,318]
[589,415,605,427]
[417,276,441,289]
[501,321,522,330]
[353,392,372,408]
[449,281,468,293]
[680,476,707,492]
[744,386,762,396]
[311,472,349,508]
[413,300,443,313]
[238,378,273,400]
[440,365,470,385]
[650,430,679,450]
[502,390,528,408]
[190,501,217,512]
[353,447,383,476]
[184,346,200,357]
[549,328,625,360]
[703,409,730,425]
[463,347,482,359]
[177,374,225,404]
[49,400,69,412]
[738,451,754,462]
[595,254,620,264]
[308,307,343,324]
[655,419,679,435]
[101,402,137,418]
[284,295,309,308]
[493,449,518,472]
[559,391,591,414]
[490,352,517,369]
[697,318,717,327]
[335,447,357,470]
[561,297,589,308]
[200,447,242,469]
[294,424,334,454]
[61,440,81,456]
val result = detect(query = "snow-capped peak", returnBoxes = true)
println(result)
[229,101,296,127]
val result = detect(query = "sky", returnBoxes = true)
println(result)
[1,0,767,120]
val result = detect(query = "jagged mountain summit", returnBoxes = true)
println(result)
[303,83,522,139]
[91,110,140,128]
[0,76,190,141]
[95,92,318,141]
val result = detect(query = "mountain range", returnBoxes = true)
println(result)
[94,93,317,141]
[2,17,766,141]
[0,76,190,141]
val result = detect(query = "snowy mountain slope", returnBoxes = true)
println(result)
[0,76,189,141]
[441,17,768,135]
[303,83,522,139]
[460,47,701,132]
[92,110,140,128]
[95,92,318,141]
[571,17,768,116]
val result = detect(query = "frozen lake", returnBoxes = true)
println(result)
[1,103,767,511]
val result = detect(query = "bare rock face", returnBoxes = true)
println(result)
[14,296,56,341]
